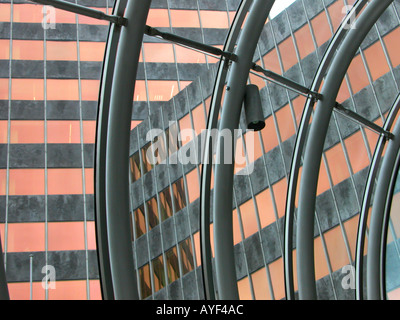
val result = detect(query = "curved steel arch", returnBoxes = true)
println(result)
[283,0,368,300]
[294,0,394,300]
[199,0,254,300]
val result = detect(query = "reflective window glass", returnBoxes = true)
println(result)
[179,238,194,276]
[172,178,186,213]
[159,187,173,222]
[152,255,165,292]
[130,152,141,183]
[166,246,180,284]
[147,196,159,230]
[139,264,152,299]
[12,40,43,60]
[134,205,146,238]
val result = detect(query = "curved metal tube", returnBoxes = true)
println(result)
[104,0,151,299]
[213,0,275,300]
[0,238,9,299]
[199,0,254,300]
[355,94,400,300]
[366,102,400,300]
[296,0,393,300]
[283,0,368,300]
[94,0,127,300]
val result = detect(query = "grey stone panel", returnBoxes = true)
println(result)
[316,274,336,300]
[130,180,144,211]
[249,157,269,196]
[259,24,277,56]
[9,144,45,168]
[148,225,162,260]
[181,270,199,300]
[153,287,168,300]
[47,143,82,168]
[83,143,94,168]
[161,217,176,251]
[168,163,183,186]
[302,0,325,20]
[81,101,97,120]
[234,242,247,280]
[79,61,102,80]
[46,100,81,120]
[299,51,319,88]
[46,24,78,41]
[333,177,360,223]
[315,190,340,235]
[198,0,229,11]
[267,81,289,112]
[287,0,308,31]
[264,147,286,186]
[374,71,399,115]
[376,5,399,36]
[233,174,252,209]
[0,100,8,119]
[6,195,46,223]
[46,61,78,79]
[0,144,7,168]
[6,250,99,282]
[131,101,149,121]
[10,60,43,78]
[271,12,292,44]
[187,198,200,234]
[173,89,189,120]
[129,127,139,157]
[185,77,205,111]
[203,28,229,46]
[77,24,108,42]
[243,233,264,274]
[175,208,190,243]
[138,118,151,149]
[47,250,99,280]
[47,194,86,221]
[11,23,44,40]
[332,267,356,300]
[0,60,9,77]
[260,222,282,265]
[0,22,10,39]
[168,279,183,300]
[5,251,46,282]
[155,164,170,193]
[178,63,209,82]
[142,170,156,202]
[10,100,44,120]
[135,234,150,268]
[149,104,163,131]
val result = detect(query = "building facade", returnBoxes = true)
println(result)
[0,0,399,300]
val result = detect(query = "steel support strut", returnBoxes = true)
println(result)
[28,0,127,25]
[105,0,152,299]
[213,0,275,300]
[296,0,394,300]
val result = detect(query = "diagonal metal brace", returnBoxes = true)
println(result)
[28,0,128,26]
[144,25,238,62]
[334,102,394,140]
[252,64,323,100]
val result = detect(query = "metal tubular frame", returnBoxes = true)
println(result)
[212,0,275,300]
[104,0,151,300]
[94,0,127,300]
[283,0,368,300]
[294,0,394,300]
[362,94,400,299]
[355,95,400,299]
[199,0,253,300]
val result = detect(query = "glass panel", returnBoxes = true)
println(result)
[170,10,200,28]
[79,41,106,61]
[239,199,258,239]
[152,255,165,292]
[172,178,187,212]
[48,280,87,300]
[294,24,314,60]
[268,258,285,300]
[47,168,83,195]
[7,222,45,252]
[237,277,252,300]
[251,267,271,300]
[310,10,331,47]
[9,169,45,195]
[11,79,44,101]
[47,121,81,144]
[129,152,141,183]
[143,43,175,63]
[46,41,78,61]
[139,264,152,299]
[134,205,146,238]
[200,11,229,28]
[147,196,159,230]
[47,221,85,251]
[186,168,199,203]
[159,187,173,221]
[10,120,44,144]
[166,246,180,284]
[179,238,194,276]
[46,79,79,100]
[141,143,154,174]
[278,36,297,72]
[12,40,43,60]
